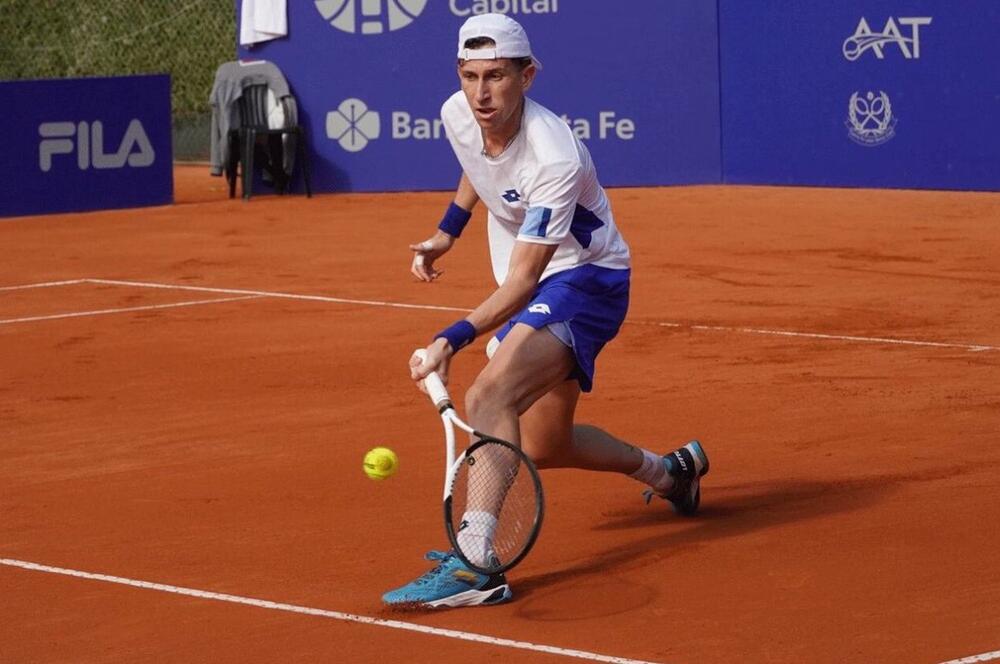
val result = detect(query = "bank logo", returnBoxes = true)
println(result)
[326,99,635,152]
[326,98,381,152]
[315,0,427,35]
[39,119,155,172]
[846,91,897,146]
[843,17,932,61]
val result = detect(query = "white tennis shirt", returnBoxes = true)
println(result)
[441,91,631,285]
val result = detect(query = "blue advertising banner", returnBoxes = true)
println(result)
[0,75,173,218]
[238,0,721,192]
[719,0,1000,190]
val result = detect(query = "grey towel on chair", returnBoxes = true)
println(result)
[209,60,295,176]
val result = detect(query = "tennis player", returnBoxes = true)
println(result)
[383,13,709,608]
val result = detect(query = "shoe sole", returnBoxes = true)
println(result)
[670,478,700,516]
[423,584,513,608]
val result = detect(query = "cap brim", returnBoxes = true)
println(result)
[457,49,543,71]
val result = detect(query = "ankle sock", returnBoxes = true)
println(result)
[630,449,674,494]
[455,510,498,568]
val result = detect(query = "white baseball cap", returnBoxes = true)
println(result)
[457,13,543,69]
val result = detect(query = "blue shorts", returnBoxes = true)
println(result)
[494,264,630,393]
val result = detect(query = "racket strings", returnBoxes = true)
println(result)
[450,440,540,572]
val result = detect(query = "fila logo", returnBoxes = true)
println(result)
[38,119,155,172]
[843,17,932,61]
[528,303,551,315]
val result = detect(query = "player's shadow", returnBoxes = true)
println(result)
[511,470,922,610]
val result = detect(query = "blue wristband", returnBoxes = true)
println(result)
[434,319,477,352]
[437,202,472,238]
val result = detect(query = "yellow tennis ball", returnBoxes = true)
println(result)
[363,447,399,480]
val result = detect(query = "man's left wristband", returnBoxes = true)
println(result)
[434,319,477,353]
[438,202,472,238]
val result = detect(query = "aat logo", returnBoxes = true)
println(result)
[843,17,932,61]
[326,98,381,152]
[314,0,427,35]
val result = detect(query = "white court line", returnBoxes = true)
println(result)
[86,278,472,314]
[0,279,87,292]
[637,321,997,353]
[84,278,999,353]
[0,558,661,664]
[940,651,1000,664]
[2,277,995,352]
[0,295,261,325]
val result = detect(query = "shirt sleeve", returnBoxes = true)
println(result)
[517,160,583,246]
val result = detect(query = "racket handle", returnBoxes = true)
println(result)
[412,349,453,410]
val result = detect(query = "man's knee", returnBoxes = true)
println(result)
[465,373,515,420]
[521,436,569,469]
[522,418,576,469]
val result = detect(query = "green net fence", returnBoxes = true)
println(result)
[0,0,236,161]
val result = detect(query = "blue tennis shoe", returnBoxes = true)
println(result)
[382,550,512,608]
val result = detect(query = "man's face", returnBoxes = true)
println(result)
[458,58,535,133]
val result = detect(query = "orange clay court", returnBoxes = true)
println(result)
[1,165,998,664]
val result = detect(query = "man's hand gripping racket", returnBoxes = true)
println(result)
[412,349,544,575]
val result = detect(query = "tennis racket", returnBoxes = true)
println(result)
[412,349,544,576]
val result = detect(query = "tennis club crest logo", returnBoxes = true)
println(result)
[326,98,380,152]
[314,0,427,35]
[846,91,897,146]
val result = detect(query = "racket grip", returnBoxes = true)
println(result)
[412,349,452,410]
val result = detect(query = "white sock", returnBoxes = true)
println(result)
[630,449,674,494]
[455,510,498,568]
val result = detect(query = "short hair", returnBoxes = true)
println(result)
[460,37,533,71]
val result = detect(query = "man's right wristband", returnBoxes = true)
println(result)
[437,202,472,238]
[434,319,477,353]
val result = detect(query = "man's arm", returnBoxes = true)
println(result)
[409,172,480,282]
[465,240,557,336]
[412,239,557,380]
[453,172,479,212]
